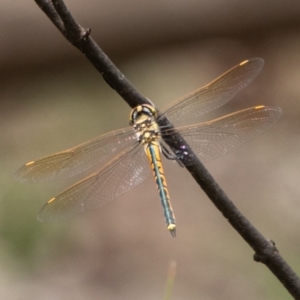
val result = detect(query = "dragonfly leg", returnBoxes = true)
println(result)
[161,144,184,167]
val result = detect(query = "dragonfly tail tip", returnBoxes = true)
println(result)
[170,229,176,237]
[168,224,176,237]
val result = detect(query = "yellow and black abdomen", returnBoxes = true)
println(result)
[144,141,176,237]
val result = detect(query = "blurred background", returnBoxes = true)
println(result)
[2,0,300,299]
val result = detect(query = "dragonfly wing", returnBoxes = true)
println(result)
[162,58,264,123]
[38,144,150,221]
[15,127,137,183]
[164,106,282,164]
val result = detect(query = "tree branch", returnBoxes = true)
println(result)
[34,0,300,298]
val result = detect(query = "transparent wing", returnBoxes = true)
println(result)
[38,144,150,221]
[162,106,282,164]
[15,127,137,183]
[162,58,264,123]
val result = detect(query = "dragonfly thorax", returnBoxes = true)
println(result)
[130,104,160,145]
[133,114,160,145]
[131,117,159,145]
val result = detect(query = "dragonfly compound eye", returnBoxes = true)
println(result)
[129,104,157,125]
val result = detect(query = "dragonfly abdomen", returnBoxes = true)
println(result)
[144,141,176,237]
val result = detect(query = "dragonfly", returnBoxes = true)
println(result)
[15,58,282,237]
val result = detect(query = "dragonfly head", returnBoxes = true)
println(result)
[129,104,157,126]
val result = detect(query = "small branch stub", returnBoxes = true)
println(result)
[81,28,91,41]
[253,240,279,263]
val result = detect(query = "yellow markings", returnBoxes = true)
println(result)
[239,59,248,66]
[25,161,35,166]
[167,224,176,231]
[255,105,265,110]
[168,224,176,237]
[149,143,172,202]
[47,197,56,204]
[143,132,151,140]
